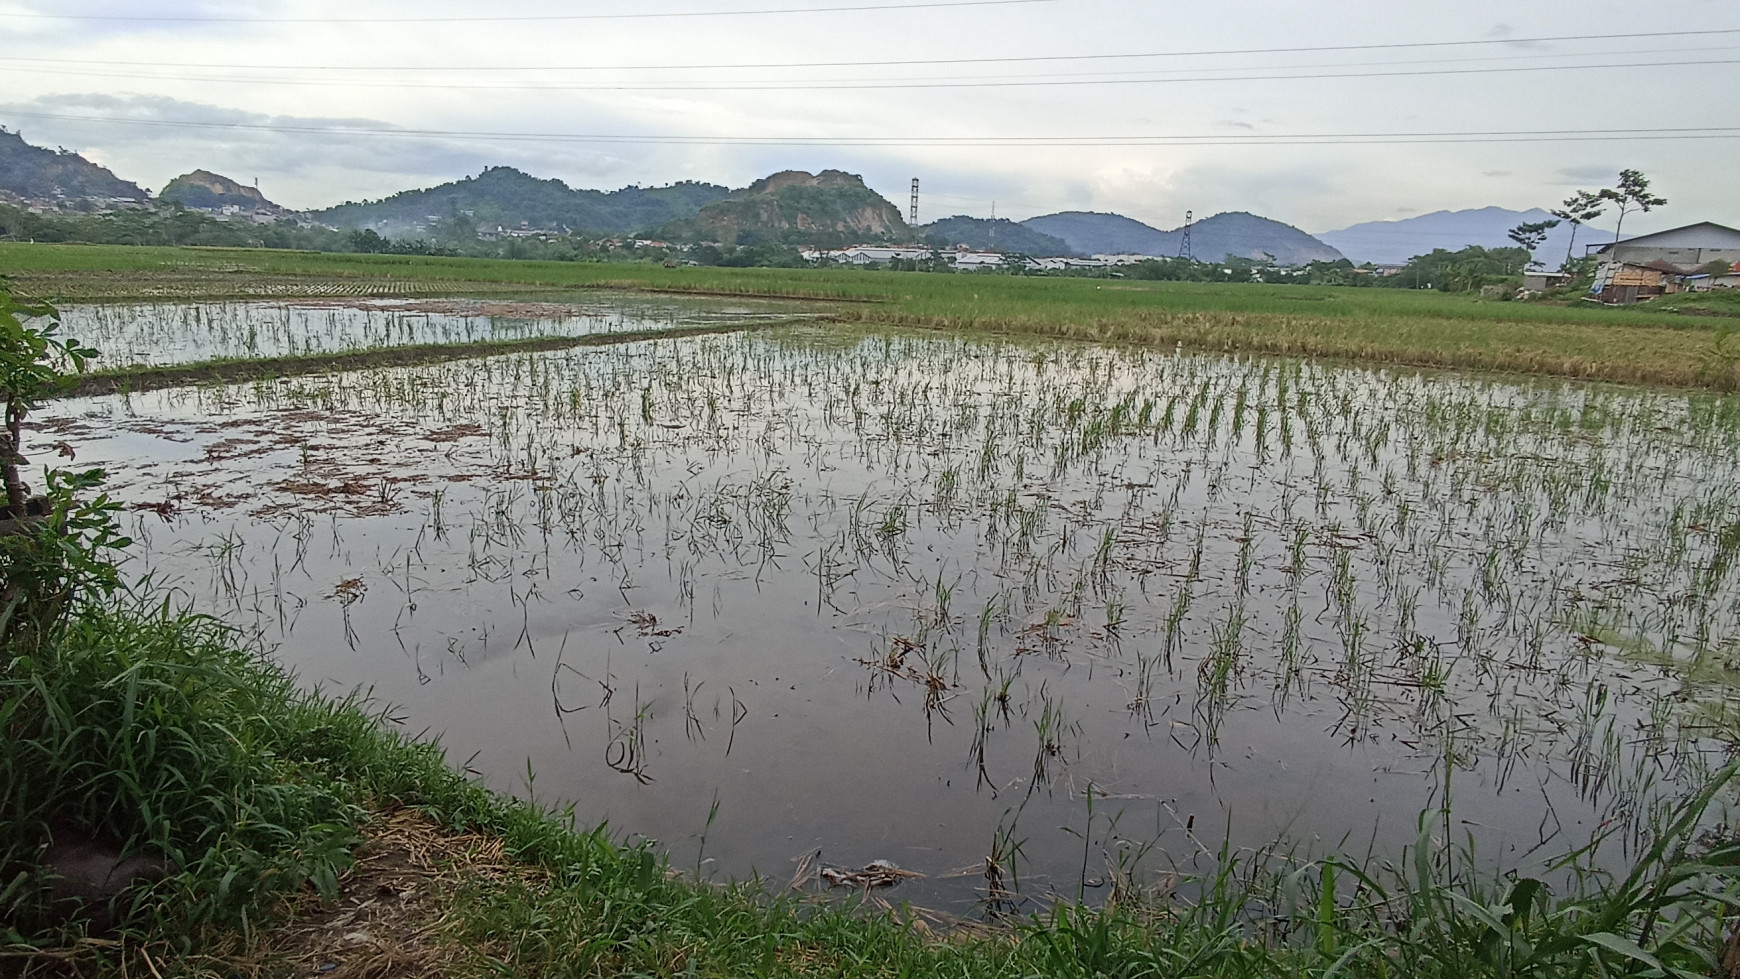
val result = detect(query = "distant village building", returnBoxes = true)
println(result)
[1349,263,1409,278]
[1589,261,1685,305]
[1588,221,1740,267]
[1677,264,1740,292]
[1027,256,1106,271]
[1586,222,1740,304]
[800,245,934,265]
[1520,270,1572,292]
[950,250,1005,271]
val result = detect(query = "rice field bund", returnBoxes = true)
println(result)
[57,294,808,367]
[35,296,1740,913]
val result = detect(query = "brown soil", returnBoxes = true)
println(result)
[232,807,539,978]
[0,809,524,979]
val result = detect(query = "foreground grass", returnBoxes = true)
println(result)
[3,597,1739,978]
[7,243,1740,389]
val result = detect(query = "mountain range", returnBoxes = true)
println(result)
[1023,211,1345,265]
[1316,206,1603,266]
[0,126,1605,265]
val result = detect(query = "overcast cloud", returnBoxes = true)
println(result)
[1,0,1734,235]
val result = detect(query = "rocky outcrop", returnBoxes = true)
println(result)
[680,170,908,244]
[159,169,285,212]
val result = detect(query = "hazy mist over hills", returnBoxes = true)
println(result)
[1318,207,1594,266]
[1023,211,1343,264]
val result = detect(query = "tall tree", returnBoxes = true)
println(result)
[1599,169,1667,246]
[1550,190,1606,268]
[1506,219,1560,270]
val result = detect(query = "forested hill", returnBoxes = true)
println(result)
[1020,211,1173,257]
[662,170,908,246]
[0,128,149,203]
[916,215,1076,256]
[313,166,730,236]
[1023,209,1343,265]
[1183,212,1344,265]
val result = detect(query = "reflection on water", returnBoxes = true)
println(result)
[57,294,812,367]
[36,323,1739,911]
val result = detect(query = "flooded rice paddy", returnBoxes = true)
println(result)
[57,295,809,367]
[35,307,1740,912]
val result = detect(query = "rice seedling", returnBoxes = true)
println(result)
[28,296,1740,916]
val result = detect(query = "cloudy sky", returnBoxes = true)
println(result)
[2,0,1735,236]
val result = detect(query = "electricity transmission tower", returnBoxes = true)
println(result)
[1178,210,1195,261]
[909,178,919,225]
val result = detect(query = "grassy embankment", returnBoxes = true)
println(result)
[58,320,797,399]
[5,598,1737,978]
[7,242,1740,389]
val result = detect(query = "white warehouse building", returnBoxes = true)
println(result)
[1589,222,1740,267]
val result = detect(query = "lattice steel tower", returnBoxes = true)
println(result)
[1178,210,1195,261]
[909,179,919,225]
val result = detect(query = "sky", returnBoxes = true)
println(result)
[1,0,1736,236]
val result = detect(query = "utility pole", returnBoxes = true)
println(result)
[909,178,919,226]
[1178,210,1194,261]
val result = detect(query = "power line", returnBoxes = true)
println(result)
[2,27,1736,72]
[17,45,1720,76]
[7,45,1732,90]
[7,111,1738,147]
[7,56,1740,92]
[0,0,1054,23]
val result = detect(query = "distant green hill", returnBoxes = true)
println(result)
[1184,212,1344,265]
[1021,211,1173,257]
[665,170,908,246]
[313,166,730,236]
[159,170,286,213]
[1022,210,1343,265]
[916,215,1075,256]
[0,127,149,204]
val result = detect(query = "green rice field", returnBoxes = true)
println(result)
[31,303,1740,913]
[8,242,1740,388]
[7,247,1740,976]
